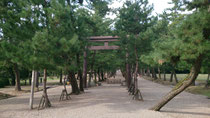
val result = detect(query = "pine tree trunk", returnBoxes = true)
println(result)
[9,67,16,86]
[170,71,173,82]
[69,71,80,94]
[164,71,166,81]
[146,68,150,76]
[158,67,161,80]
[88,73,91,87]
[35,71,39,89]
[101,71,104,81]
[126,51,131,88]
[29,78,31,85]
[82,50,87,88]
[77,54,84,91]
[152,68,158,80]
[173,71,178,83]
[98,68,101,81]
[43,69,50,108]
[59,69,63,84]
[14,63,21,91]
[134,48,138,92]
[89,51,96,87]
[205,73,210,88]
[143,69,146,76]
[94,70,97,84]
[150,54,203,111]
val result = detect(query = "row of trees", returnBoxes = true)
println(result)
[0,0,209,111]
[114,0,209,111]
[0,0,117,108]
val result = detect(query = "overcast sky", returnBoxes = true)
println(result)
[107,0,173,19]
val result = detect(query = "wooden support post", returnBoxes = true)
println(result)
[29,70,35,109]
[82,49,87,88]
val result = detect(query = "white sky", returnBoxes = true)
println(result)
[107,0,173,19]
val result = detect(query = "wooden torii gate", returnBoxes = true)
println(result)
[82,36,120,88]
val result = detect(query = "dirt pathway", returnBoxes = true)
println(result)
[0,73,209,118]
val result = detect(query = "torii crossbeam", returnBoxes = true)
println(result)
[88,36,120,50]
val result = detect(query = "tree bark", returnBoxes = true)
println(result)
[97,67,101,81]
[158,67,161,80]
[150,54,203,111]
[146,67,151,77]
[134,48,138,92]
[205,73,210,88]
[170,71,173,82]
[94,70,97,83]
[164,70,166,81]
[43,69,51,108]
[9,67,16,86]
[152,68,158,80]
[82,50,87,88]
[69,71,80,94]
[126,51,132,88]
[14,63,21,91]
[59,69,63,84]
[89,51,96,87]
[173,70,178,83]
[29,78,31,85]
[101,71,104,81]
[77,54,84,91]
[35,71,39,89]
[143,68,146,76]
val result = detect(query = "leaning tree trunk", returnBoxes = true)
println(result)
[150,54,203,111]
[14,63,21,91]
[69,71,80,94]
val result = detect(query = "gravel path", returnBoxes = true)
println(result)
[0,73,209,118]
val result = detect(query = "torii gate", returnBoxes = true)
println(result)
[82,36,120,88]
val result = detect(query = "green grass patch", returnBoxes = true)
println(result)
[186,86,210,98]
[160,74,208,81]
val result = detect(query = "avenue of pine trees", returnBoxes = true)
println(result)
[0,0,209,111]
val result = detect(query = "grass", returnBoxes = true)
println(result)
[144,74,210,98]
[160,74,208,82]
[186,86,210,98]
[20,76,60,86]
